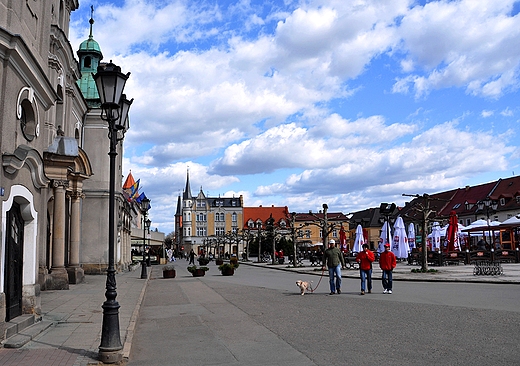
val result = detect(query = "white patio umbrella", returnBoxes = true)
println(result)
[407,223,416,250]
[463,219,501,237]
[392,216,409,259]
[353,224,365,253]
[379,221,392,253]
[431,222,442,251]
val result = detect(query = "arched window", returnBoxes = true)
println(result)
[20,100,37,141]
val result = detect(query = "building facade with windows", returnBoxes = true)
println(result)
[293,211,351,249]
[0,1,134,337]
[175,172,243,256]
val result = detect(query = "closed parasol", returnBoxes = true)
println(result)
[431,222,442,251]
[353,224,365,253]
[392,216,409,259]
[445,210,459,251]
[407,223,416,250]
[379,221,392,253]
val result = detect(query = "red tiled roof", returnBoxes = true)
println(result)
[437,182,497,217]
[243,206,289,228]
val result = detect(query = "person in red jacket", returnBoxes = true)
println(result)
[356,244,375,295]
[379,243,397,294]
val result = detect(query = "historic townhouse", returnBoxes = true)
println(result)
[175,172,244,256]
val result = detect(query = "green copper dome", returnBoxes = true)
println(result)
[76,16,103,105]
[78,36,102,55]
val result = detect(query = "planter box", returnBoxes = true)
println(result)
[220,268,234,276]
[163,269,176,278]
[192,269,206,277]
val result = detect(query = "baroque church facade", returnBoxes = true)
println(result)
[0,0,134,336]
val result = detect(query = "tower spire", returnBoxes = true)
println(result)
[89,6,95,39]
[183,168,192,200]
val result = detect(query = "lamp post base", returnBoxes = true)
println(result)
[98,349,122,364]
[140,260,148,279]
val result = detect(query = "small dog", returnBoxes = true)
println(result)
[296,280,313,295]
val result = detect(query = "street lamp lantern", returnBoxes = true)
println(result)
[141,197,150,212]
[94,60,132,364]
[93,61,130,118]
[116,94,133,132]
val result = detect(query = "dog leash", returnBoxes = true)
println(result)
[309,266,326,293]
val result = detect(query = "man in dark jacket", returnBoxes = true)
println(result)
[322,239,346,295]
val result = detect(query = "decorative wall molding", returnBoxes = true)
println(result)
[2,145,50,189]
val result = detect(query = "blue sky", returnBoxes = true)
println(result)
[69,0,520,234]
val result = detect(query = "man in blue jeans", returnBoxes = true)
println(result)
[356,244,375,295]
[322,239,346,295]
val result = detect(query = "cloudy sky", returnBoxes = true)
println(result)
[70,0,520,234]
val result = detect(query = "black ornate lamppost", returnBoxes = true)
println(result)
[93,61,132,364]
[140,197,151,279]
[477,197,498,247]
[379,203,396,250]
[146,218,152,265]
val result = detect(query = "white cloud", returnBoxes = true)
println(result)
[69,1,520,232]
[481,110,494,118]
[394,0,520,98]
[500,107,514,117]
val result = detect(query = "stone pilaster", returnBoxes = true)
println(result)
[48,180,69,290]
[67,191,85,284]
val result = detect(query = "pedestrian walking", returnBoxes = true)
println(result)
[379,243,396,294]
[322,239,346,295]
[189,249,196,265]
[356,243,375,295]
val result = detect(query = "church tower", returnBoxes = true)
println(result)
[77,8,103,106]
[77,9,133,273]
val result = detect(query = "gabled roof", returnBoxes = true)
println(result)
[399,189,457,221]
[243,206,289,228]
[487,176,520,211]
[349,207,381,227]
[436,183,496,217]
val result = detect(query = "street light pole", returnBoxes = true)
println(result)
[140,197,150,279]
[478,197,498,246]
[322,204,328,246]
[290,212,298,267]
[93,61,132,364]
[146,218,152,265]
[265,215,276,264]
